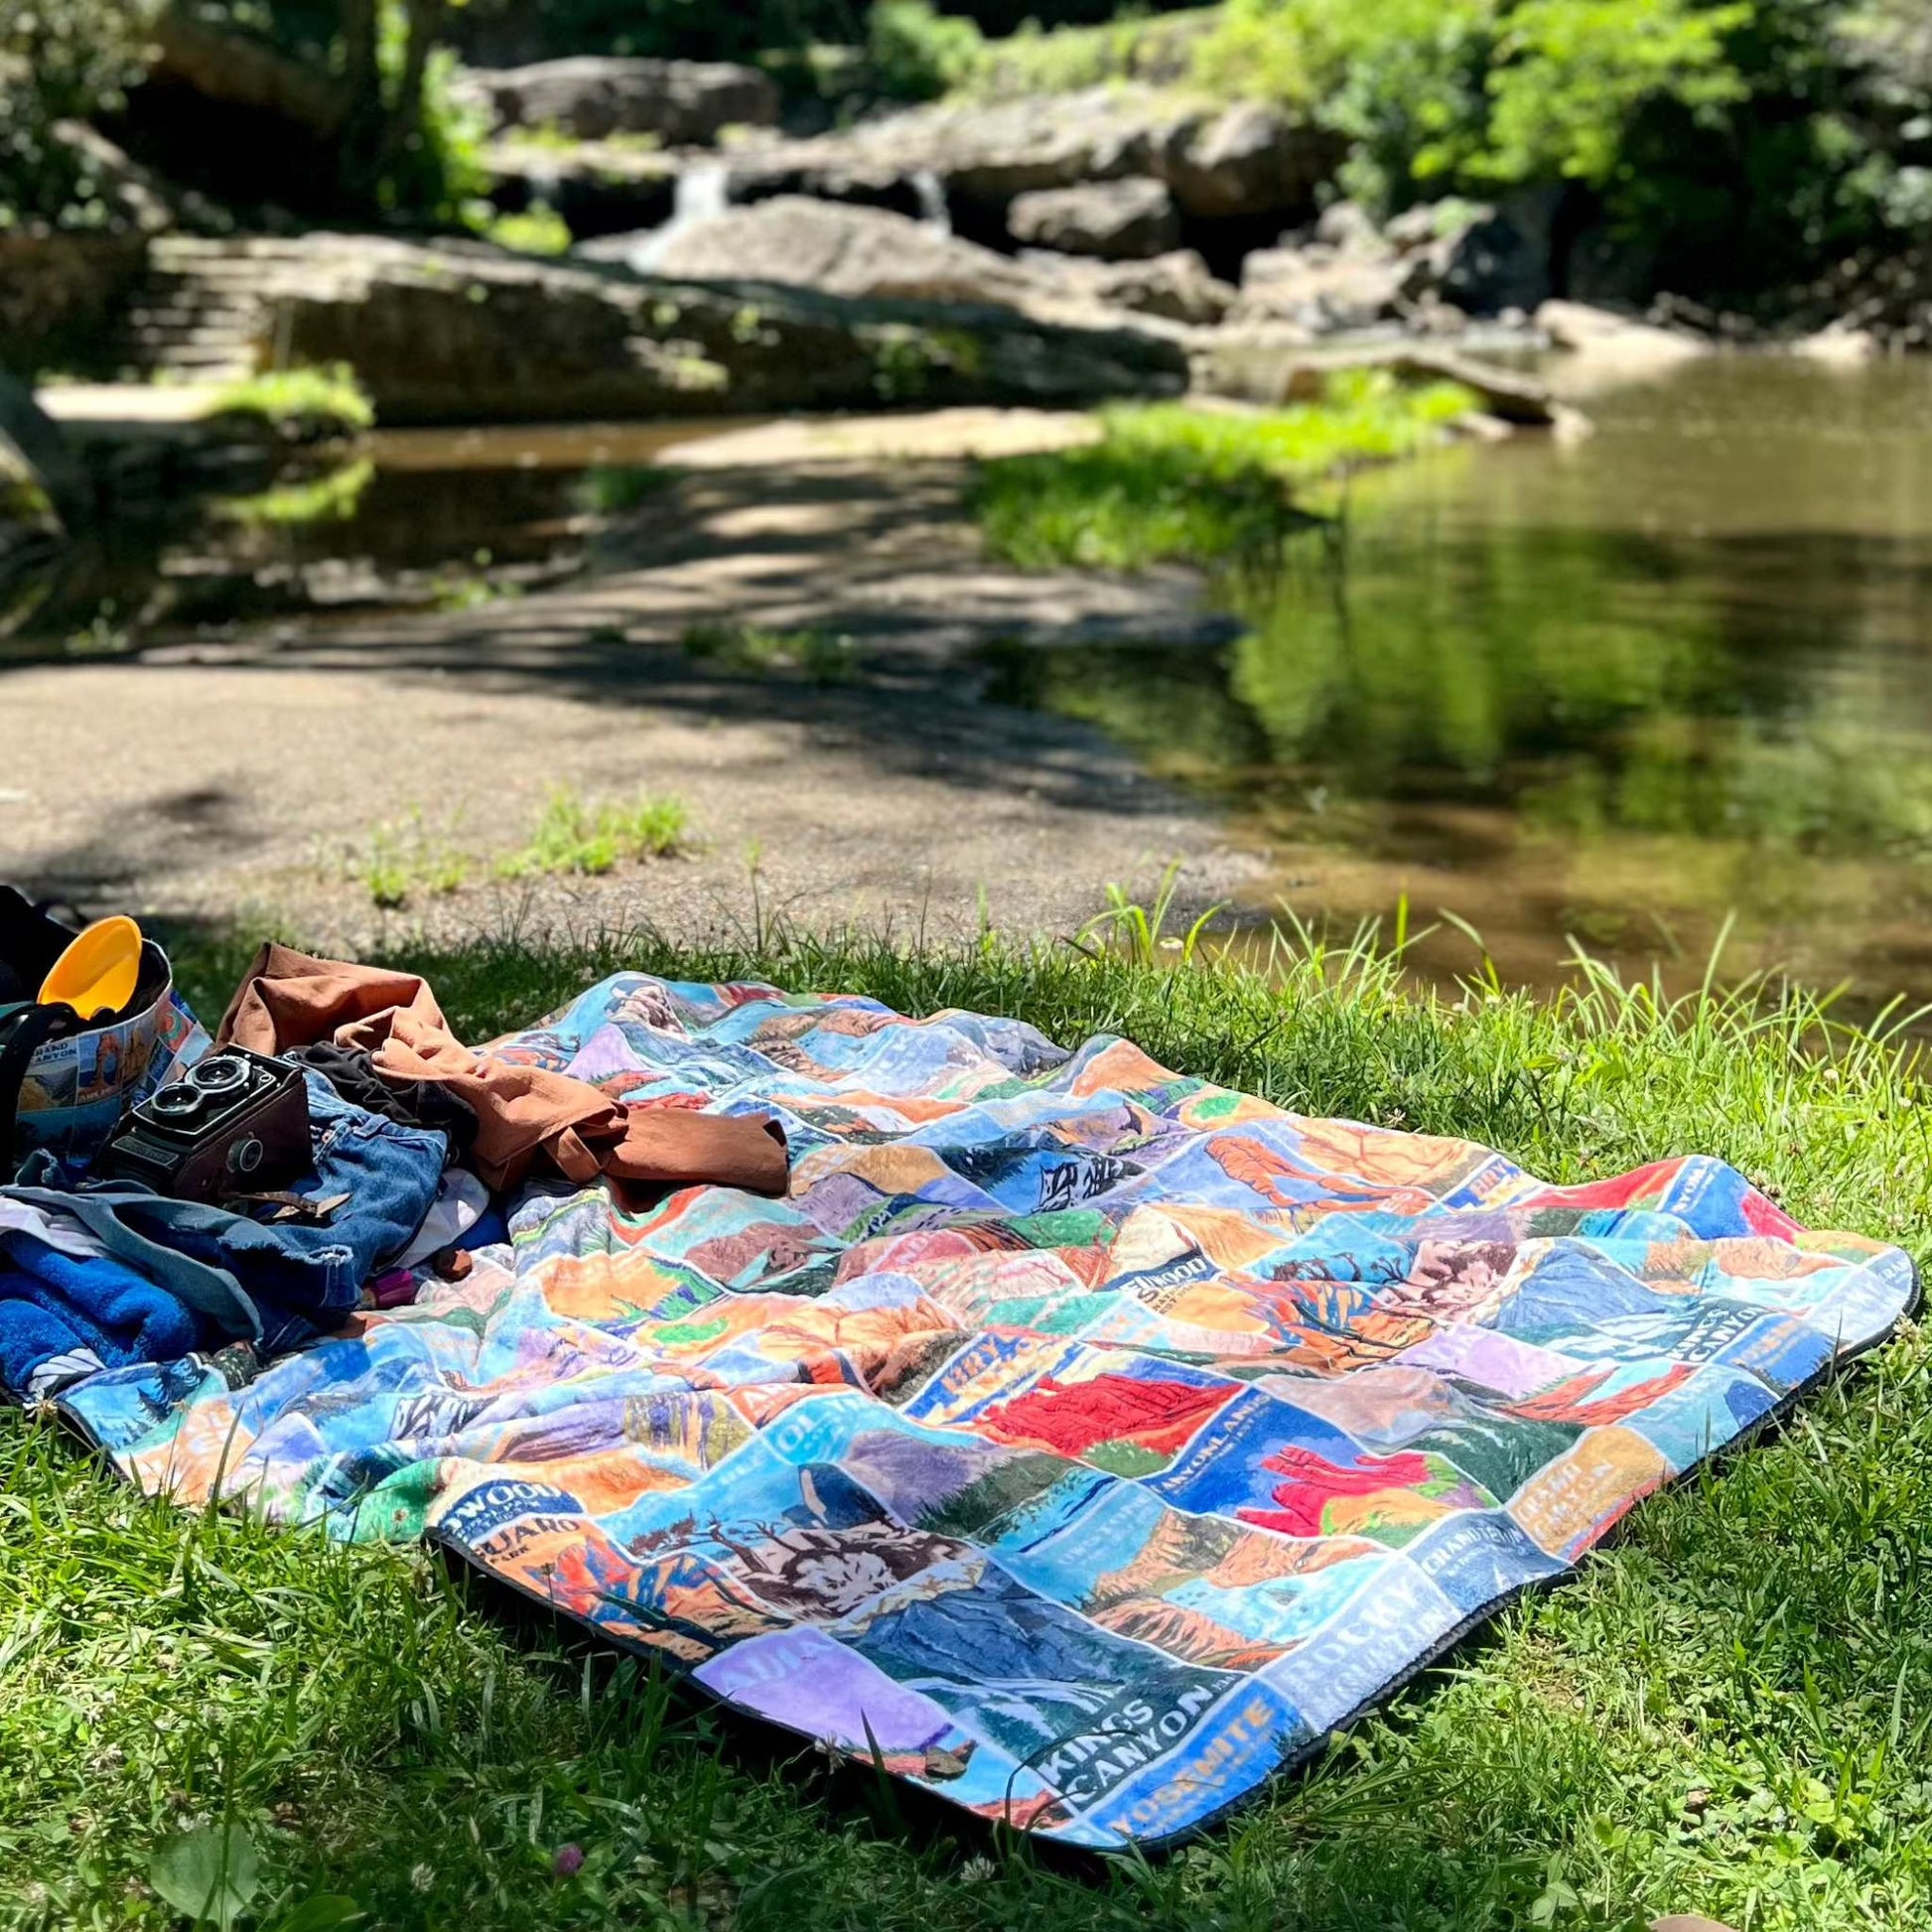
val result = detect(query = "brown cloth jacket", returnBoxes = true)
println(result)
[217,943,788,1198]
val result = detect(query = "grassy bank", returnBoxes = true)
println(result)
[967,374,1474,571]
[2,917,1929,1929]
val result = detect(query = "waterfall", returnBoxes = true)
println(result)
[627,160,731,272]
[911,169,950,236]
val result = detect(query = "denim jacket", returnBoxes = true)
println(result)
[7,1071,447,1356]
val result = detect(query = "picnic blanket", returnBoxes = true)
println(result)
[63,973,1916,1851]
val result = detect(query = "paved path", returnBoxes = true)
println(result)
[3,433,1253,953]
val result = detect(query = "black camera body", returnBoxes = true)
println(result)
[98,1047,312,1202]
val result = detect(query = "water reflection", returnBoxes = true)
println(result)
[990,358,1932,1008]
[4,418,744,652]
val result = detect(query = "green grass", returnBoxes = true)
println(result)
[346,810,474,909]
[494,786,693,880]
[5,913,1930,1928]
[207,365,375,440]
[481,205,576,257]
[344,791,690,905]
[680,620,858,684]
[968,374,1475,571]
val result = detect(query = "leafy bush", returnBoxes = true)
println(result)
[1192,0,1749,202]
[480,203,574,255]
[0,0,162,229]
[867,0,984,100]
[208,364,376,436]
[1187,0,1918,303]
[954,6,1218,96]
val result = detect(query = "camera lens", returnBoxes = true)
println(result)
[189,1054,250,1098]
[150,1082,205,1120]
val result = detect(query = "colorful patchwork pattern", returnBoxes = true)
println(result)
[63,974,1915,1848]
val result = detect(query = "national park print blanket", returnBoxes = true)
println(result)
[64,974,1917,1850]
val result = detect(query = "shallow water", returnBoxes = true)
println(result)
[7,418,744,648]
[990,356,1932,1011]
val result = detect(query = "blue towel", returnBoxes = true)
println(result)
[0,1235,199,1397]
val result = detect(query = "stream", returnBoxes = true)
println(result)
[991,355,1932,1013]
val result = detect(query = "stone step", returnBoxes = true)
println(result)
[124,313,260,336]
[123,304,260,327]
[126,296,260,318]
[124,332,259,354]
[144,354,257,377]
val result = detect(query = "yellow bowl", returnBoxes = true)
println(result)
[39,914,143,1022]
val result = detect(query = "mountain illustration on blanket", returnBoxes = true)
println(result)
[61,974,1914,1849]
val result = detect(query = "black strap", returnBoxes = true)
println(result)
[0,1004,70,1179]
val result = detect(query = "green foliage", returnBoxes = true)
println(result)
[680,619,859,682]
[955,7,1218,96]
[401,33,493,222]
[347,808,473,907]
[183,0,489,223]
[345,789,692,904]
[1484,0,1753,189]
[1182,0,1916,299]
[148,1823,263,1930]
[969,373,1473,571]
[0,0,161,229]
[208,364,376,437]
[495,786,692,879]
[867,0,985,99]
[1192,0,1751,201]
[479,202,574,255]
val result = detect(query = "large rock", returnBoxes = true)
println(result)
[1239,242,1409,334]
[1007,178,1180,259]
[1536,299,1707,363]
[1387,198,1553,317]
[725,86,1342,231]
[0,231,151,376]
[460,57,780,146]
[0,373,75,628]
[641,197,1041,308]
[1791,322,1885,364]
[1164,101,1327,221]
[1022,249,1237,325]
[601,199,1233,333]
[1239,198,1552,334]
[632,198,1235,339]
[1191,327,1563,427]
[1,372,85,525]
[219,233,1184,424]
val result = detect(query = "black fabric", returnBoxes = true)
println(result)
[0,886,74,996]
[287,1043,480,1157]
[0,886,172,1021]
[0,1003,73,1175]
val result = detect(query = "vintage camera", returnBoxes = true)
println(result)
[98,1047,312,1202]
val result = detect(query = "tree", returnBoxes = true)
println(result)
[119,0,481,222]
